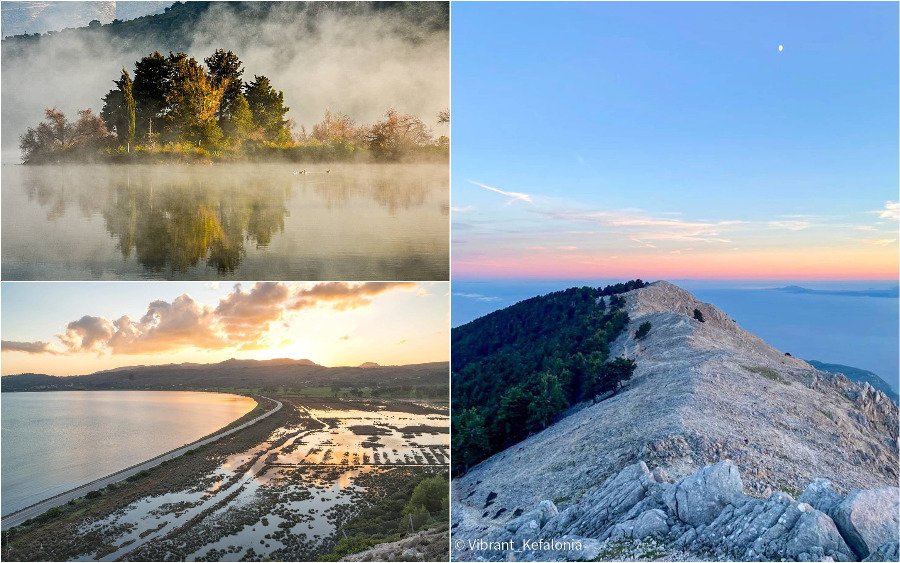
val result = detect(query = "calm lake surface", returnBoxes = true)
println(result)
[452,280,900,394]
[0,391,256,516]
[1,162,448,280]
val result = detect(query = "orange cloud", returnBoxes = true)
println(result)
[1,341,60,355]
[215,282,293,340]
[291,282,416,311]
[9,282,416,357]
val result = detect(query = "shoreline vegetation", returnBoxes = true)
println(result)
[19,48,449,165]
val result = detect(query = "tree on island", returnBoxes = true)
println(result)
[131,51,172,140]
[20,108,110,163]
[121,69,136,151]
[205,49,244,125]
[244,75,292,143]
[367,108,432,161]
[23,48,446,163]
[222,93,254,142]
[165,52,226,147]
[101,69,136,151]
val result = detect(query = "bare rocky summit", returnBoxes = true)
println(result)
[451,281,898,561]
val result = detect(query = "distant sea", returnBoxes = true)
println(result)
[452,279,899,394]
[1,391,256,515]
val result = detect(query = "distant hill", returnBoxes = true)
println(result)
[1,1,172,38]
[358,362,381,368]
[775,285,899,298]
[0,358,448,394]
[1,1,449,52]
[807,360,898,403]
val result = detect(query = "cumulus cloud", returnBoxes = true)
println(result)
[878,201,899,220]
[4,282,413,356]
[108,295,223,354]
[59,316,114,352]
[215,283,292,341]
[1,340,60,355]
[291,282,415,311]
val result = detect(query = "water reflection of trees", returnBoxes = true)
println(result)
[21,167,289,274]
[18,164,447,275]
[111,181,293,273]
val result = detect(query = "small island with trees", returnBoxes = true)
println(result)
[20,49,448,165]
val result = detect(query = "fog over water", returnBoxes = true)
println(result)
[1,162,449,280]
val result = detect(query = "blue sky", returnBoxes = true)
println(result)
[452,1,899,280]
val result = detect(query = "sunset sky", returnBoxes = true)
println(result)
[1,282,449,376]
[452,2,898,280]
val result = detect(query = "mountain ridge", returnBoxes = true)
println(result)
[451,281,898,561]
[0,358,448,393]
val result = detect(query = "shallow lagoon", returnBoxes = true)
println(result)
[72,401,448,561]
[1,391,256,516]
[1,162,449,280]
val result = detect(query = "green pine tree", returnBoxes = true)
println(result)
[120,68,136,151]
[244,75,291,142]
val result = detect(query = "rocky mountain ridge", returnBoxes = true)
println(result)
[451,281,898,561]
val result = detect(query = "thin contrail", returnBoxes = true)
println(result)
[470,180,534,205]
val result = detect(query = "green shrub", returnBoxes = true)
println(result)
[405,475,448,515]
[745,365,786,384]
[635,322,651,340]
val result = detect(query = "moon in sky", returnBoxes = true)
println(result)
[778,44,784,52]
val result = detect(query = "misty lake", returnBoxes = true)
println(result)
[1,391,256,516]
[0,162,448,280]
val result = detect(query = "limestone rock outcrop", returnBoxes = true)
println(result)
[456,460,896,562]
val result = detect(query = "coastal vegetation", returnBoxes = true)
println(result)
[19,49,448,164]
[318,473,449,561]
[451,281,646,474]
